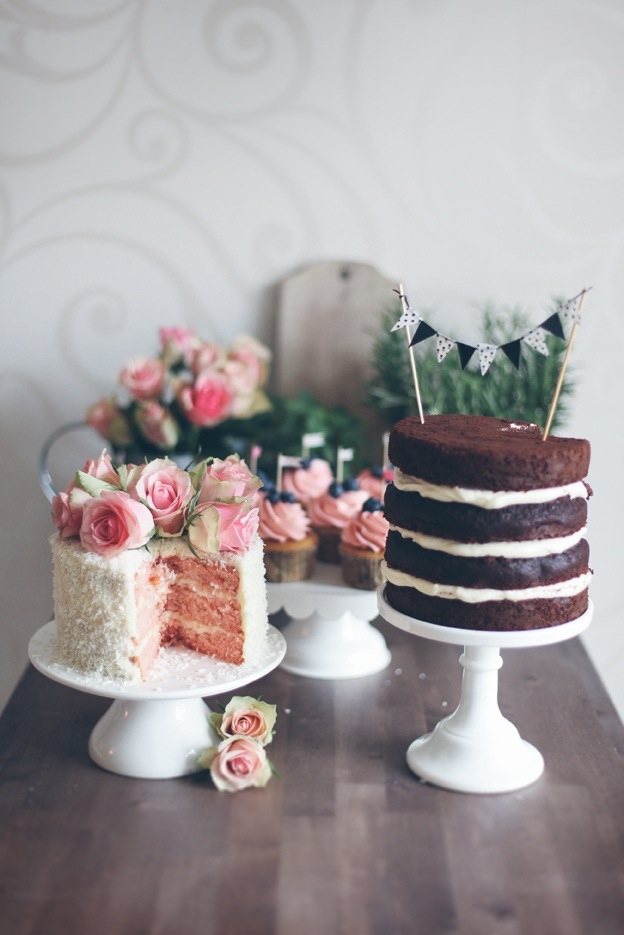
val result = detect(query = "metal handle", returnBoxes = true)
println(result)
[38,421,90,503]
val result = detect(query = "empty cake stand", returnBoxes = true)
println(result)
[377,589,593,794]
[28,621,286,780]
[268,564,391,679]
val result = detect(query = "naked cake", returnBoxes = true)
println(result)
[382,414,592,631]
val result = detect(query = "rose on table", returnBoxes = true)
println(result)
[198,696,278,793]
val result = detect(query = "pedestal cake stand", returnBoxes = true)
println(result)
[377,589,593,794]
[268,564,391,679]
[29,621,286,780]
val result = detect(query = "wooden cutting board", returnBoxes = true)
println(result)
[273,260,397,423]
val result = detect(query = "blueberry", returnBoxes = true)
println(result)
[267,489,281,504]
[343,477,360,492]
[280,491,297,503]
[329,481,344,497]
[372,465,383,478]
[363,497,383,512]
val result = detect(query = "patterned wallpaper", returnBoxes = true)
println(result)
[1,0,622,716]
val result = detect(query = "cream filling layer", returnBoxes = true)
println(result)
[381,562,591,603]
[389,524,587,559]
[393,469,588,509]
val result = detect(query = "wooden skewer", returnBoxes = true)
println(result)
[398,283,425,424]
[542,288,588,441]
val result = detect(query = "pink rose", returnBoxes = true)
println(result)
[205,737,272,793]
[81,451,120,487]
[127,459,193,536]
[225,337,271,417]
[199,455,262,503]
[191,342,224,375]
[189,501,259,554]
[134,401,180,450]
[159,326,201,366]
[212,696,277,746]
[80,490,154,557]
[227,335,271,387]
[51,486,91,539]
[176,371,233,427]
[118,356,165,401]
[85,397,132,447]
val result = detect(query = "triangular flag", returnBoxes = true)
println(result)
[436,334,455,363]
[477,343,497,376]
[522,328,549,356]
[501,340,522,369]
[558,294,582,325]
[391,303,421,332]
[541,313,565,339]
[456,342,477,369]
[409,321,437,346]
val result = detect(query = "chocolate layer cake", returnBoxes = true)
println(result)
[382,414,592,631]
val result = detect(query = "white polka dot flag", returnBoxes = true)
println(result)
[436,334,455,363]
[390,302,421,331]
[477,343,498,375]
[522,328,549,356]
[389,288,591,376]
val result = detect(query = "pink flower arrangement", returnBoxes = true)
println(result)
[85,327,271,458]
[51,451,261,559]
[198,696,278,793]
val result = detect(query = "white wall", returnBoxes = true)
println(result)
[1,0,622,716]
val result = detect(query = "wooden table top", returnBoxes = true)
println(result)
[1,615,623,935]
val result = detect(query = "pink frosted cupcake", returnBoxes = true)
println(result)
[281,456,333,504]
[307,480,369,564]
[356,466,394,500]
[340,498,389,590]
[258,491,318,582]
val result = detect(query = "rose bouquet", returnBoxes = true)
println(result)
[85,327,272,463]
[51,450,262,559]
[198,695,278,793]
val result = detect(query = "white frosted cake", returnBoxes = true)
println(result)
[50,452,268,681]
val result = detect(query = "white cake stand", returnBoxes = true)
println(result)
[28,621,286,780]
[268,564,391,679]
[377,589,593,794]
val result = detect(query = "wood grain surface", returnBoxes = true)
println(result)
[1,617,623,935]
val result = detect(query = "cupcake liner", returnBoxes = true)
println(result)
[264,545,317,583]
[340,546,383,591]
[315,527,342,564]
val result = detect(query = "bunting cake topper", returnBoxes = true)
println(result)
[390,285,591,440]
[391,287,588,377]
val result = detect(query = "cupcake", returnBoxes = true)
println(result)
[307,479,369,564]
[339,497,389,590]
[281,456,333,504]
[356,466,393,500]
[258,491,318,582]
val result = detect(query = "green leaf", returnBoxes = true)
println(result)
[75,471,118,497]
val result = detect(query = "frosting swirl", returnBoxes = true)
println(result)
[357,467,393,499]
[342,509,389,552]
[258,497,311,543]
[307,489,369,529]
[282,459,333,503]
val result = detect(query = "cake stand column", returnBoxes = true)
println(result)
[278,609,391,680]
[406,643,544,794]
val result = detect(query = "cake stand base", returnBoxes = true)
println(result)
[378,590,593,794]
[268,565,390,679]
[89,697,217,779]
[405,645,544,793]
